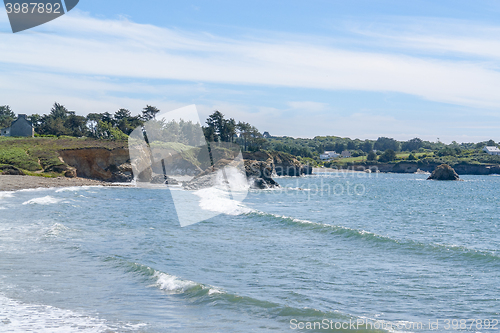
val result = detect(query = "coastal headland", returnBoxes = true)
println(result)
[1,136,500,192]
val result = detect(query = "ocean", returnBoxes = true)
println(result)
[0,172,499,332]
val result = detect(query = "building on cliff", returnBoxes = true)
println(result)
[483,146,500,155]
[320,151,339,160]
[0,114,34,137]
[341,150,352,158]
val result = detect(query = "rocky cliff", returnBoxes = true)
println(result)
[56,147,312,186]
[59,148,133,182]
[243,151,312,188]
[348,162,500,175]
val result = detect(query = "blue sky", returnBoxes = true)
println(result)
[1,0,500,142]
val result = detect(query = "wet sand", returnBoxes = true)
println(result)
[0,175,129,191]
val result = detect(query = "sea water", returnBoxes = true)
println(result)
[0,173,499,332]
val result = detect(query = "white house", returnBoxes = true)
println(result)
[483,146,500,155]
[341,150,352,158]
[320,151,339,160]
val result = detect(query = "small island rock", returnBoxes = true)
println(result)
[427,164,461,181]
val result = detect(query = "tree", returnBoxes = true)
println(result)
[407,153,417,160]
[65,114,88,137]
[202,125,217,143]
[0,105,15,129]
[367,151,377,161]
[486,139,496,146]
[378,149,397,162]
[86,113,103,137]
[205,110,224,142]
[114,108,131,121]
[141,105,160,121]
[114,109,142,135]
[222,118,236,142]
[50,102,72,119]
[374,137,400,152]
[236,121,252,151]
[335,142,346,153]
[95,120,128,140]
[362,140,373,153]
[204,110,237,143]
[402,138,423,152]
[28,114,43,133]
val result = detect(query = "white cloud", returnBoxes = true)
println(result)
[1,12,500,142]
[1,12,500,109]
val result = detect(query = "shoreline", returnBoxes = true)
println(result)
[312,167,366,173]
[0,175,130,192]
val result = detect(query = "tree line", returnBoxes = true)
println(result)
[0,103,270,151]
[1,103,498,159]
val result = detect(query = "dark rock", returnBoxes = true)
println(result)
[64,169,77,178]
[301,164,313,175]
[427,164,461,181]
[243,151,312,176]
[251,177,279,189]
[44,164,71,173]
[183,172,217,190]
[150,174,179,185]
[0,165,24,175]
[244,159,279,189]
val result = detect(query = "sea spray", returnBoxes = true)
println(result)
[22,196,64,205]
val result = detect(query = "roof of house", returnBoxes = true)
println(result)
[484,146,500,152]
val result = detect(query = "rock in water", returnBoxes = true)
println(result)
[427,164,461,181]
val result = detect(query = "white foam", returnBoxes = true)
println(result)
[18,187,58,193]
[0,192,14,199]
[0,294,110,333]
[55,186,94,192]
[152,272,198,293]
[22,196,63,205]
[215,167,249,192]
[45,223,68,237]
[195,187,254,215]
[152,271,224,296]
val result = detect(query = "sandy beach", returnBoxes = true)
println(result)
[0,175,127,191]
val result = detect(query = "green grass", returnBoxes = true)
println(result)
[0,137,128,174]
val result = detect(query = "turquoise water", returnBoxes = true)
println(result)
[0,173,499,332]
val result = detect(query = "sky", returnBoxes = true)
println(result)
[1,0,500,143]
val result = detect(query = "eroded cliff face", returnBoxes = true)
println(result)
[243,151,312,176]
[57,148,314,185]
[59,148,132,182]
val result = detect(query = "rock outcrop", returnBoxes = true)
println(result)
[244,159,279,189]
[56,147,311,187]
[59,148,133,182]
[150,174,179,185]
[427,164,461,181]
[0,165,24,175]
[44,163,77,178]
[242,151,311,189]
[243,151,312,177]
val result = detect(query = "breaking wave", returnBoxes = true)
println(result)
[22,196,64,205]
[250,211,500,264]
[195,187,254,215]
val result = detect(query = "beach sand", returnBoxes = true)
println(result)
[0,175,128,191]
